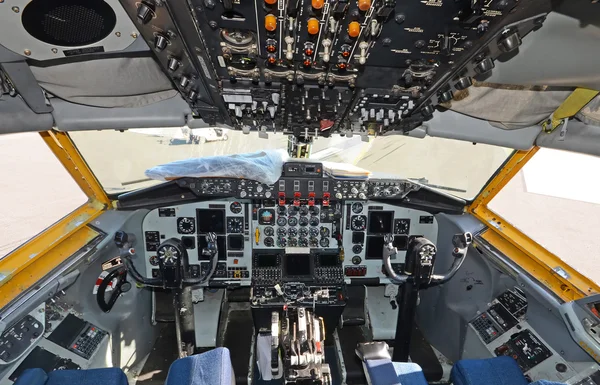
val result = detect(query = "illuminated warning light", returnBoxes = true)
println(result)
[337,62,347,70]
[266,44,277,53]
[348,21,360,38]
[341,50,350,57]
[265,14,277,31]
[267,55,277,64]
[305,48,314,56]
[307,18,320,35]
[303,59,312,67]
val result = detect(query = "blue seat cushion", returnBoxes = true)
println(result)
[451,357,528,385]
[47,368,128,385]
[365,360,428,385]
[16,367,127,385]
[14,368,48,385]
[165,347,234,385]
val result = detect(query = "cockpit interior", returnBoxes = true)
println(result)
[1,0,600,384]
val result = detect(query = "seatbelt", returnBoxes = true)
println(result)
[542,88,599,133]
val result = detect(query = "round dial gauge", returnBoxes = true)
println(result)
[299,205,309,216]
[277,216,287,226]
[288,206,299,216]
[299,216,309,227]
[352,255,362,265]
[278,206,287,215]
[177,217,195,234]
[319,238,330,247]
[288,227,298,237]
[309,227,319,237]
[230,201,243,214]
[264,237,274,247]
[227,217,243,233]
[351,215,367,231]
[298,237,308,247]
[264,226,274,236]
[149,255,159,266]
[352,244,363,254]
[157,243,181,266]
[220,29,254,46]
[320,227,330,238]
[277,227,287,237]
[299,227,309,237]
[288,237,298,247]
[288,217,298,226]
[277,238,287,247]
[394,219,410,235]
[309,216,320,226]
[309,206,320,216]
[351,202,363,214]
[309,237,319,247]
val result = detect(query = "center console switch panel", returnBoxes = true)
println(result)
[47,314,107,360]
[0,315,44,364]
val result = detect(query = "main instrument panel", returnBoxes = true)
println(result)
[141,176,438,286]
[119,0,550,132]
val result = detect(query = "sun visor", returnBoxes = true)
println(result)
[30,56,176,108]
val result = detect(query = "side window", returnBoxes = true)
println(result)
[488,148,600,285]
[0,133,87,258]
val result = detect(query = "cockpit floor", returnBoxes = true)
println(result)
[135,324,178,385]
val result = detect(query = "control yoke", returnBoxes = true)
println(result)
[112,231,220,288]
[382,232,472,287]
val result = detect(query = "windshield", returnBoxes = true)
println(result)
[70,128,512,199]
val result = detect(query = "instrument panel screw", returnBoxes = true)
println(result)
[131,32,138,38]
[51,48,58,54]
[12,6,19,12]
[115,31,122,37]
[24,49,31,56]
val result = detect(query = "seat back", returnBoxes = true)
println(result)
[165,347,235,385]
[15,367,128,385]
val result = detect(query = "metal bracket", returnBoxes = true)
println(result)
[0,62,52,113]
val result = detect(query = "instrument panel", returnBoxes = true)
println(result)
[141,196,437,286]
[118,0,550,131]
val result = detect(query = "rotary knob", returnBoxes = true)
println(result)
[137,2,154,24]
[383,188,392,197]
[351,187,358,194]
[240,191,247,198]
[358,192,366,199]
[335,192,343,199]
[154,34,169,51]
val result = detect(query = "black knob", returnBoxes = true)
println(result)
[474,57,494,75]
[188,89,198,102]
[438,89,453,103]
[498,31,521,53]
[154,34,169,51]
[167,57,180,72]
[179,76,190,88]
[422,103,434,117]
[454,76,472,90]
[137,2,154,24]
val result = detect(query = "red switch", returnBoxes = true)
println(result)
[308,192,316,206]
[278,192,286,206]
[322,192,330,206]
[293,192,301,206]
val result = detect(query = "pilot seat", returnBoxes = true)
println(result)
[14,348,234,385]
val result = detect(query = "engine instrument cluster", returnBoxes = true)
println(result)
[119,0,550,132]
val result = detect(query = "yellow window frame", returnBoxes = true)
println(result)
[469,147,600,302]
[0,130,111,308]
